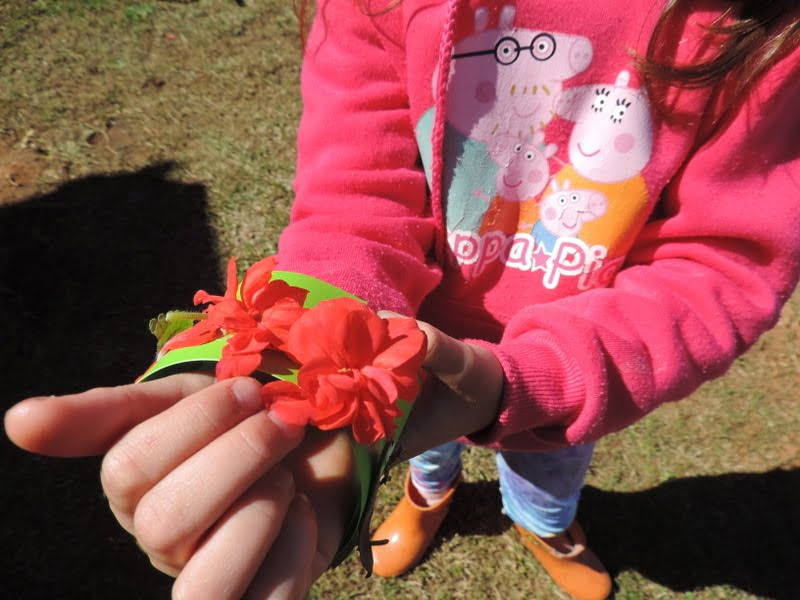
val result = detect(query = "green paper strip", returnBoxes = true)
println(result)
[137,271,413,573]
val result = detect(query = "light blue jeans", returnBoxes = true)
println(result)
[409,441,594,537]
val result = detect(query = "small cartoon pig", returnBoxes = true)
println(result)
[532,179,608,250]
[477,132,557,235]
[488,131,558,202]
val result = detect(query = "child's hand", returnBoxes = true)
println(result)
[379,314,505,463]
[5,374,356,600]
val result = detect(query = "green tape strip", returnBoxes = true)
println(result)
[137,271,412,573]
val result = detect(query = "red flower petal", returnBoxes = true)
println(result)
[256,296,309,349]
[248,279,308,316]
[352,399,393,445]
[194,257,240,306]
[207,299,255,331]
[216,352,262,380]
[310,390,359,429]
[338,306,388,367]
[241,256,278,306]
[223,256,240,299]
[215,331,270,379]
[361,365,399,405]
[262,380,315,425]
[287,298,383,367]
[374,318,427,371]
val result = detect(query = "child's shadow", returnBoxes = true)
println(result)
[580,468,799,600]
[1,163,221,599]
[434,469,798,600]
[0,161,222,398]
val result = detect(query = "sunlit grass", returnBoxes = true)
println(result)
[2,1,798,598]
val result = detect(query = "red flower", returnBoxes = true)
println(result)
[262,298,427,444]
[162,256,309,379]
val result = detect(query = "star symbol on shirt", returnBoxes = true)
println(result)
[531,241,551,272]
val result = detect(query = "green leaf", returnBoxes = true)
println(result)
[148,311,205,351]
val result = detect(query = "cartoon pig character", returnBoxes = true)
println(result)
[418,4,593,238]
[550,70,654,255]
[443,4,593,142]
[557,70,653,183]
[532,179,608,250]
[478,132,557,236]
[488,131,558,202]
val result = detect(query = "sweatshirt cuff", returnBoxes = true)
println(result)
[461,332,588,451]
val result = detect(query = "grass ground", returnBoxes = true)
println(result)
[1,1,798,599]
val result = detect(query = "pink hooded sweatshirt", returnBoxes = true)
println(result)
[276,0,800,450]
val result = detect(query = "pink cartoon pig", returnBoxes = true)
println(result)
[488,131,558,202]
[442,4,593,141]
[477,132,558,235]
[556,70,653,183]
[532,179,608,250]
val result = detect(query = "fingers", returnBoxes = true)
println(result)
[245,494,320,600]
[101,377,271,521]
[132,409,304,566]
[286,428,357,565]
[4,373,214,457]
[172,466,296,600]
[146,426,354,600]
[417,320,502,406]
[377,310,502,405]
[376,313,504,459]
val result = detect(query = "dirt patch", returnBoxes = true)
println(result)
[0,142,46,204]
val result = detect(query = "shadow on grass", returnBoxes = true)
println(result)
[429,469,798,600]
[580,468,800,600]
[1,163,221,599]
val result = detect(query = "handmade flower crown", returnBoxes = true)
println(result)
[147,256,427,445]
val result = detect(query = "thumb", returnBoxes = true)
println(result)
[377,313,504,461]
[378,311,502,406]
[4,373,214,457]
[416,321,502,405]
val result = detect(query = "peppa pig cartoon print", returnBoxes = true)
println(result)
[414,9,659,292]
[416,4,593,235]
[531,179,608,251]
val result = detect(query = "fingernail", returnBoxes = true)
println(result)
[4,398,41,422]
[267,412,305,439]
[231,378,263,412]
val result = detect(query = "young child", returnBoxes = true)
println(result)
[6,1,800,599]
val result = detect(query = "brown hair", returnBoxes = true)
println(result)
[639,0,800,117]
[293,0,402,48]
[293,0,313,49]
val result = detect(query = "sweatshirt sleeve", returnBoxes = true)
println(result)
[467,47,800,451]
[275,0,441,314]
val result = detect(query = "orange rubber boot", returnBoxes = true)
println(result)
[370,472,457,577]
[514,521,612,600]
